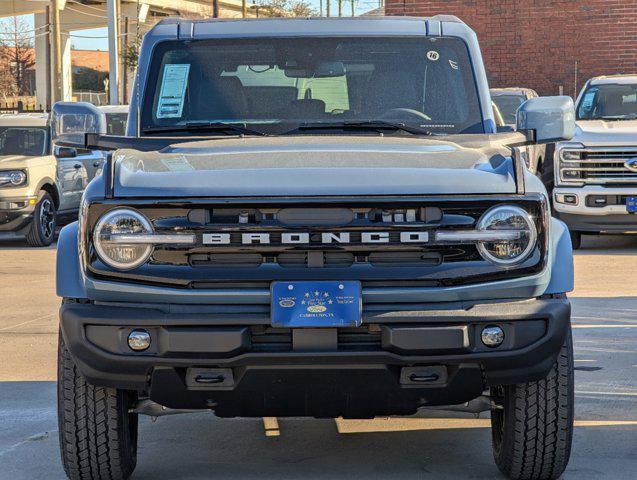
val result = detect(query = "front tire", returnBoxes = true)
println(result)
[490,331,574,480]
[26,191,56,247]
[58,331,139,480]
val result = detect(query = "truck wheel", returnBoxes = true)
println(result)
[569,231,581,250]
[490,331,574,480]
[58,332,138,480]
[26,191,56,247]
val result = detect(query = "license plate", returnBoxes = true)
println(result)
[627,197,637,213]
[271,281,362,328]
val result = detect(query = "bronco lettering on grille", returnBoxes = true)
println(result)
[202,232,430,245]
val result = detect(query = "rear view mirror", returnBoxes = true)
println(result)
[51,102,107,148]
[54,146,77,158]
[516,96,575,144]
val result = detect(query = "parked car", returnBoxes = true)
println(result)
[491,87,547,176]
[55,16,576,480]
[491,87,539,125]
[552,74,637,249]
[0,114,91,246]
[100,104,129,136]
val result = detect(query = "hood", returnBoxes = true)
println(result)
[0,155,34,169]
[573,120,637,146]
[112,136,517,197]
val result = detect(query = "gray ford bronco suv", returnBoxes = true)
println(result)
[55,16,576,480]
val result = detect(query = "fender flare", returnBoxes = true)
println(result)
[544,217,574,295]
[34,176,61,206]
[56,221,87,299]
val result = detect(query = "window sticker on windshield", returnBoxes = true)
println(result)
[160,155,195,172]
[581,89,597,110]
[156,64,190,119]
[426,51,440,61]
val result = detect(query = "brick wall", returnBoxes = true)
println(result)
[385,1,637,97]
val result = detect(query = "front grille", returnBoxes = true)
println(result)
[85,196,547,289]
[561,148,637,184]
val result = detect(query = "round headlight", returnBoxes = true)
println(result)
[94,209,153,270]
[476,205,537,266]
[9,171,27,186]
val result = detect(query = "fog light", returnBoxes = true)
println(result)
[555,193,578,206]
[128,330,151,351]
[481,325,505,348]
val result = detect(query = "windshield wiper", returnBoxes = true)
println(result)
[143,122,268,136]
[281,121,434,136]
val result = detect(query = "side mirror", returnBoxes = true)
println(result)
[51,102,107,148]
[55,146,77,159]
[516,96,575,144]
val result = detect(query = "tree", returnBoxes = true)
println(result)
[0,16,35,98]
[257,0,317,17]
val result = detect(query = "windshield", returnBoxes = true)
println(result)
[105,113,128,135]
[0,127,48,156]
[141,36,484,136]
[577,83,637,120]
[491,95,525,124]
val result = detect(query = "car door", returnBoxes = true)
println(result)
[55,150,88,212]
[77,149,106,181]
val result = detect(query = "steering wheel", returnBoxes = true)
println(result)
[378,108,431,122]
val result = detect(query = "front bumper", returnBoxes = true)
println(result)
[554,186,637,232]
[60,297,570,417]
[0,196,37,237]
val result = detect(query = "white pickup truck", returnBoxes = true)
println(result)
[552,75,637,249]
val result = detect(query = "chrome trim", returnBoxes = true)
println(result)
[105,233,196,244]
[434,230,524,243]
[558,146,637,185]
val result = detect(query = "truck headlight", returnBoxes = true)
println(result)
[0,170,27,187]
[476,205,537,266]
[94,208,154,270]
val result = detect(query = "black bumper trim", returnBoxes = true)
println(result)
[60,298,571,399]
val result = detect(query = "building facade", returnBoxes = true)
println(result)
[385,0,637,96]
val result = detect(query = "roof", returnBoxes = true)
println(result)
[151,15,469,39]
[72,49,109,73]
[490,87,538,97]
[0,114,48,127]
[589,74,637,85]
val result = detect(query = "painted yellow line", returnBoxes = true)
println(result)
[576,390,637,397]
[334,418,637,434]
[263,417,280,437]
[572,324,637,328]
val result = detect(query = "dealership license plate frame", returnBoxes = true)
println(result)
[626,196,637,213]
[271,281,362,328]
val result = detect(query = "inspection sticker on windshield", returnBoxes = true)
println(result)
[156,64,190,119]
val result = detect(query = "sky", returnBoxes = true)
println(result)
[3,1,383,52]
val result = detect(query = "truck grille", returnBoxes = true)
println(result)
[561,148,637,184]
[85,196,547,289]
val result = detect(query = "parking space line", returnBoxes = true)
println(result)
[262,417,280,437]
[334,418,637,434]
[572,324,637,328]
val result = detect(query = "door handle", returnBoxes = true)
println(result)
[73,164,82,169]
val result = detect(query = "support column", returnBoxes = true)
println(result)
[61,31,73,101]
[34,12,51,110]
[107,0,120,105]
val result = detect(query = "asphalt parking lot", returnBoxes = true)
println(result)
[0,235,636,479]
